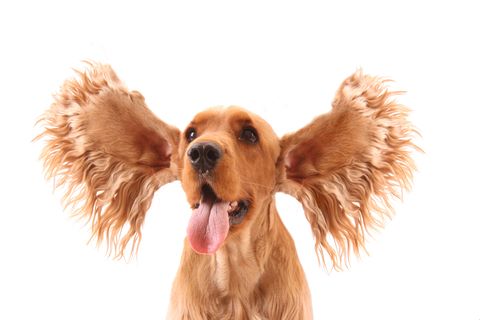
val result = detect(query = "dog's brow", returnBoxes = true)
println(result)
[190,112,213,127]
[189,118,202,125]
[230,113,254,127]
[236,118,254,127]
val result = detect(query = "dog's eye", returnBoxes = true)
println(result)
[186,128,197,142]
[239,127,258,144]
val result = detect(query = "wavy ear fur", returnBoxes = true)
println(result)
[36,62,180,257]
[277,71,419,269]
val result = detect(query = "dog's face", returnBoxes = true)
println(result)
[178,107,280,254]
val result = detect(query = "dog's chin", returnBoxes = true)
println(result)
[186,183,251,255]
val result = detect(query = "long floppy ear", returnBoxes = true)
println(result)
[277,71,419,269]
[36,62,180,257]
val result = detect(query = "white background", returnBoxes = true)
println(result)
[1,1,479,319]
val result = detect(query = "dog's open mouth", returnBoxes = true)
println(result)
[187,184,250,255]
[194,184,250,226]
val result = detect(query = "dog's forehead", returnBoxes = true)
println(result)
[188,106,270,131]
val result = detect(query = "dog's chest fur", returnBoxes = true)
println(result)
[215,237,259,290]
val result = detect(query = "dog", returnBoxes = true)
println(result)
[37,62,417,319]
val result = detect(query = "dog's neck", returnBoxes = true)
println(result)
[212,197,279,296]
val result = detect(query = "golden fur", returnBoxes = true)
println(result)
[37,62,418,319]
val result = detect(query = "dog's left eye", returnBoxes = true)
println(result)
[186,128,197,142]
[239,127,258,144]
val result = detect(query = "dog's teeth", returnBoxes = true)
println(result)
[227,201,238,213]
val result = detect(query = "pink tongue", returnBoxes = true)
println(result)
[187,199,230,254]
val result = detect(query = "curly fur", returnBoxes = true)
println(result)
[277,71,419,269]
[36,63,179,257]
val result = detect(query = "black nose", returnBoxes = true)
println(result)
[187,142,222,173]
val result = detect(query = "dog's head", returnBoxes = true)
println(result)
[37,63,418,268]
[178,107,280,254]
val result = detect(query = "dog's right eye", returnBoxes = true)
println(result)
[239,127,258,144]
[186,128,197,142]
